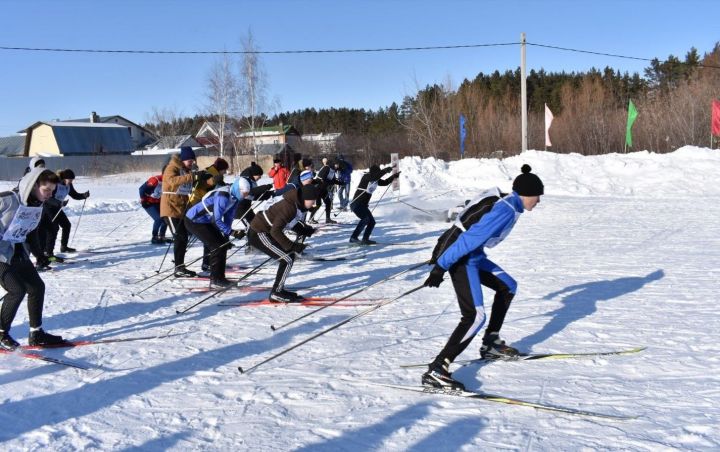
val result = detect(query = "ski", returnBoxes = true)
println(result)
[20,332,180,351]
[218,297,378,308]
[0,349,90,370]
[181,285,311,294]
[399,347,647,369]
[373,383,635,420]
[300,253,366,262]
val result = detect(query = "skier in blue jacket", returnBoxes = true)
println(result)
[422,164,544,390]
[184,178,247,288]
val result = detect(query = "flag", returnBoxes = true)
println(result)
[625,99,639,148]
[544,103,554,147]
[459,114,467,157]
[712,99,720,137]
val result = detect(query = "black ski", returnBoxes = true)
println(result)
[20,331,180,350]
[400,347,647,369]
[374,383,635,420]
[0,349,90,370]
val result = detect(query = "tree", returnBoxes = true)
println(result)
[206,52,238,158]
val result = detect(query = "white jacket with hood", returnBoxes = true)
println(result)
[0,167,45,264]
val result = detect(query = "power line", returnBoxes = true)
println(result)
[0,42,518,55]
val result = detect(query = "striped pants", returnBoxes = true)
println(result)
[247,230,295,292]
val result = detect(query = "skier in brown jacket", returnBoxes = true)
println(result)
[248,184,318,302]
[160,147,211,277]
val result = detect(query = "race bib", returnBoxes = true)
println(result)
[54,184,70,202]
[286,209,305,230]
[367,181,378,194]
[2,205,43,244]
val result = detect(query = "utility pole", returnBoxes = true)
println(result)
[521,32,528,152]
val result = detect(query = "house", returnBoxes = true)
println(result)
[302,132,341,152]
[62,112,157,149]
[195,121,237,152]
[237,125,301,151]
[22,121,134,156]
[145,135,201,151]
[0,135,26,157]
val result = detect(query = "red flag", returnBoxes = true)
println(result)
[712,99,720,137]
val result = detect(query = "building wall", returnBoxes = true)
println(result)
[103,117,153,149]
[28,124,61,156]
[0,154,171,180]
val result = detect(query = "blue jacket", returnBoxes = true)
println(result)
[339,161,352,184]
[185,187,239,236]
[437,192,523,269]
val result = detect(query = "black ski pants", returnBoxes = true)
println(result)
[164,216,189,269]
[184,219,229,280]
[0,254,45,333]
[44,207,71,255]
[247,230,295,292]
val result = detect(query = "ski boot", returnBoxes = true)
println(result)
[349,236,360,244]
[46,254,65,263]
[60,245,76,253]
[480,332,519,360]
[28,328,65,347]
[151,236,165,245]
[269,289,303,303]
[174,266,197,278]
[360,238,377,245]
[0,332,20,351]
[161,236,174,243]
[210,277,234,289]
[422,358,465,391]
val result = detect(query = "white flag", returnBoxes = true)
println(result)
[544,103,554,147]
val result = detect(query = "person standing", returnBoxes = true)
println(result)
[247,184,318,302]
[160,147,211,277]
[309,158,339,224]
[187,158,230,208]
[0,168,66,349]
[421,165,544,390]
[337,156,352,210]
[139,173,169,245]
[348,165,400,245]
[268,158,290,190]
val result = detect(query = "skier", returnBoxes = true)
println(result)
[348,164,400,245]
[42,169,90,257]
[336,156,352,210]
[187,158,230,207]
[23,156,46,176]
[139,172,169,245]
[160,147,212,277]
[422,164,544,390]
[184,178,247,288]
[247,184,318,302]
[309,158,339,224]
[268,158,290,190]
[0,168,66,350]
[233,162,274,227]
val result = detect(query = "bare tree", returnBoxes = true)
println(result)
[206,52,239,158]
[238,29,271,160]
[145,106,185,137]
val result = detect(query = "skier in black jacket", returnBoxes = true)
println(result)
[348,164,400,245]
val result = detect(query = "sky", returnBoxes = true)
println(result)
[0,0,718,136]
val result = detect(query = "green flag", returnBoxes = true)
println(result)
[625,99,639,147]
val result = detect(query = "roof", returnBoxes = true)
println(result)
[302,132,342,142]
[0,135,26,157]
[238,125,299,137]
[197,121,236,138]
[147,135,200,150]
[61,114,156,136]
[25,121,133,155]
[255,143,293,156]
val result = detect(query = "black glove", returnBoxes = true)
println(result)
[231,229,245,240]
[83,191,90,199]
[62,200,69,207]
[424,265,446,288]
[290,242,307,254]
[302,225,316,237]
[193,170,212,183]
[259,189,275,201]
[393,171,402,179]
[141,200,151,209]
[382,167,393,175]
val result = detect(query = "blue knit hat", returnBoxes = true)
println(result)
[300,170,313,182]
[179,146,196,161]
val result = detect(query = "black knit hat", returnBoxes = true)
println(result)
[512,164,544,196]
[58,169,76,180]
[248,162,263,177]
[301,184,319,201]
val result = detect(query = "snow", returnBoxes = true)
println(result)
[1,148,719,450]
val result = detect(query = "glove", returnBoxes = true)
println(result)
[62,200,69,207]
[382,167,393,175]
[290,242,307,255]
[259,189,275,201]
[141,201,151,209]
[231,229,246,240]
[393,171,402,179]
[193,170,212,183]
[424,265,446,288]
[83,191,90,199]
[302,225,316,237]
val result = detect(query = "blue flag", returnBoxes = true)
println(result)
[459,114,467,157]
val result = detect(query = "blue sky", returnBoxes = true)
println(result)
[1,0,718,136]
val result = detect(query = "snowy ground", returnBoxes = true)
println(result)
[1,148,719,450]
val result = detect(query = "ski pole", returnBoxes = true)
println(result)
[270,260,429,332]
[370,185,392,214]
[396,199,435,216]
[51,205,65,223]
[424,189,456,201]
[106,205,143,236]
[156,241,173,273]
[175,236,304,315]
[239,283,426,375]
[333,190,364,217]
[68,198,87,247]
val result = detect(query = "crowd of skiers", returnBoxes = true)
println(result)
[1,145,546,393]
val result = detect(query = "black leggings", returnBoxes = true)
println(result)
[0,257,45,333]
[44,208,71,254]
[184,219,229,279]
[164,217,189,268]
[247,230,295,291]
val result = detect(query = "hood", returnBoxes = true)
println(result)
[282,187,305,211]
[18,167,44,206]
[29,156,45,169]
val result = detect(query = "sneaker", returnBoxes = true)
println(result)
[28,328,65,347]
[349,236,360,244]
[174,267,197,278]
[480,332,519,360]
[360,239,377,245]
[0,332,20,351]
[210,277,234,289]
[269,289,303,303]
[60,245,76,253]
[421,358,465,391]
[47,255,65,263]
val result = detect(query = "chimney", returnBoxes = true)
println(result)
[90,111,99,123]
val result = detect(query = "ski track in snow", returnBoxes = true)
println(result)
[1,149,719,450]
